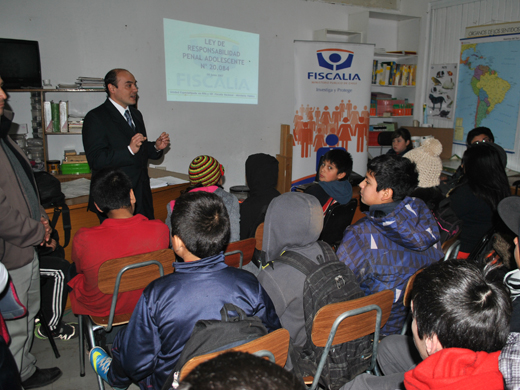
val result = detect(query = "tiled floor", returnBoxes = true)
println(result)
[30,310,139,390]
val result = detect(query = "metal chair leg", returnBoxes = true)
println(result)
[78,315,85,377]
[37,310,60,358]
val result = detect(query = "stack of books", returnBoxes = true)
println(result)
[76,77,104,89]
[372,61,417,86]
[68,116,84,133]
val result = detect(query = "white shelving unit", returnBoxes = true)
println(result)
[6,88,105,170]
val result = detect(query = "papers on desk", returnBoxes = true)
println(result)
[150,176,189,189]
[60,178,91,199]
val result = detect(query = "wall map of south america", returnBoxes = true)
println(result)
[454,35,520,151]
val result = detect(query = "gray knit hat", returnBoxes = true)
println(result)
[405,138,443,188]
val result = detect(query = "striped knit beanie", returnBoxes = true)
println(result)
[189,155,225,186]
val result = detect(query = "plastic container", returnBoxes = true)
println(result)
[60,163,91,175]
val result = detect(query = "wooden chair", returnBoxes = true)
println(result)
[304,290,394,390]
[442,231,461,261]
[223,238,256,268]
[400,269,423,335]
[254,222,264,251]
[77,249,176,390]
[178,328,290,382]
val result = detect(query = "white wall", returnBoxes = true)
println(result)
[1,0,429,188]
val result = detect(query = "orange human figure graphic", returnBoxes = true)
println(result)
[337,117,353,150]
[355,116,366,153]
[300,122,313,158]
[320,106,332,134]
[313,127,327,152]
[307,106,314,121]
[300,104,305,118]
[314,107,321,125]
[293,110,303,145]
[339,99,346,119]
[332,106,341,134]
[307,119,316,133]
[350,105,360,129]
[346,100,353,119]
[360,105,370,144]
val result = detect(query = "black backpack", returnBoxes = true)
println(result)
[161,303,268,390]
[431,197,463,244]
[34,171,71,248]
[276,241,372,390]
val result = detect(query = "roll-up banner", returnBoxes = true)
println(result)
[292,41,374,187]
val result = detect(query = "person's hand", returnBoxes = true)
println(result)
[129,133,147,154]
[44,239,57,251]
[40,217,52,246]
[155,132,170,151]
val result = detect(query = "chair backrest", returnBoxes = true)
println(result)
[224,238,256,268]
[319,198,357,247]
[402,269,423,309]
[254,222,264,251]
[179,328,290,381]
[311,289,394,347]
[377,131,393,146]
[97,249,176,294]
[308,290,394,390]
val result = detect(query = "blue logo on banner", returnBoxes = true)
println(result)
[317,49,353,71]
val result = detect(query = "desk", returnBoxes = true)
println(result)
[46,168,189,262]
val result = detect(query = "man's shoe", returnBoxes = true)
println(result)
[90,346,111,383]
[21,367,62,389]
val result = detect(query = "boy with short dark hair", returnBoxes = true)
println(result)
[341,260,512,390]
[68,168,170,317]
[304,149,353,211]
[90,191,280,390]
[337,155,443,335]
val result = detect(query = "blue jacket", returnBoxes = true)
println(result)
[336,197,444,335]
[108,253,281,390]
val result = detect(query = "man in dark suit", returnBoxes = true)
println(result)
[83,69,170,220]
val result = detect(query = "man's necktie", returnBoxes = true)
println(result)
[124,110,135,130]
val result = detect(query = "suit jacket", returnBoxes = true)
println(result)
[82,99,163,220]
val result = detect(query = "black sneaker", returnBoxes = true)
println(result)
[22,367,62,389]
[36,322,78,341]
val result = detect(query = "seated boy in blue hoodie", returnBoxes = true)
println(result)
[337,155,444,336]
[304,149,353,213]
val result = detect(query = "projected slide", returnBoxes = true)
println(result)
[164,19,259,104]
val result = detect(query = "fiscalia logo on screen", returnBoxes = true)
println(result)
[308,48,360,81]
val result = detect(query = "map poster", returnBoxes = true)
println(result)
[454,34,520,151]
[427,64,457,121]
[292,41,373,187]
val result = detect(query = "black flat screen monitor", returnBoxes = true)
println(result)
[0,38,42,89]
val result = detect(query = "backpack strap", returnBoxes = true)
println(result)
[276,250,317,277]
[50,204,71,248]
[316,240,337,264]
[322,197,337,215]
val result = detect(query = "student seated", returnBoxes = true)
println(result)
[166,155,240,242]
[498,196,520,333]
[68,168,170,317]
[240,153,280,240]
[257,192,362,348]
[178,352,305,390]
[336,155,444,335]
[341,260,512,390]
[404,137,443,189]
[438,126,500,195]
[90,191,280,390]
[448,142,510,257]
[386,127,413,156]
[304,149,353,212]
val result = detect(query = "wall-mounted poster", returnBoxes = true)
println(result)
[426,64,457,121]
